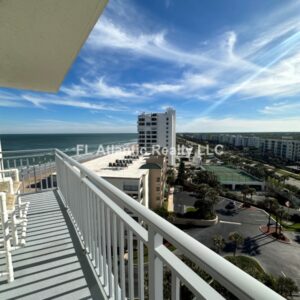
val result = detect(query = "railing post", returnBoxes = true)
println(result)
[33,166,37,193]
[148,227,163,300]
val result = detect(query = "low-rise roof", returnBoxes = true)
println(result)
[83,151,148,179]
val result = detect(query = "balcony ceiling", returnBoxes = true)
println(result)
[0,0,108,92]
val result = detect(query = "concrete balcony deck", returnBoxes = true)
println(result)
[0,190,103,300]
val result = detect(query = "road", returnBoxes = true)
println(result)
[175,196,300,289]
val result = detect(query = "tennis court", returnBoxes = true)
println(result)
[204,165,260,183]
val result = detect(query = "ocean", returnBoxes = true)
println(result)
[0,133,137,153]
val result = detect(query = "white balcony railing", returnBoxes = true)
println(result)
[55,149,284,300]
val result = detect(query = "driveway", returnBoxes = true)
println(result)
[181,198,300,289]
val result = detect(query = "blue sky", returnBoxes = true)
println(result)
[1,0,300,133]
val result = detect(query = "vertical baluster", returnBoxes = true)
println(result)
[13,159,17,169]
[171,271,180,300]
[81,182,88,249]
[78,175,84,239]
[96,195,103,278]
[128,229,134,300]
[106,206,113,297]
[101,201,108,288]
[138,239,144,300]
[87,188,92,255]
[50,170,54,189]
[38,161,42,191]
[91,190,96,265]
[148,228,163,300]
[45,161,49,190]
[33,166,37,193]
[93,193,99,272]
[112,213,119,299]
[119,220,126,300]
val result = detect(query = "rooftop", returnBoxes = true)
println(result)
[82,151,148,179]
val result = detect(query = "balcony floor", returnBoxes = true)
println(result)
[0,190,104,300]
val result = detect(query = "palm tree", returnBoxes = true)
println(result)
[205,188,219,216]
[248,187,256,201]
[265,197,279,232]
[212,234,225,254]
[281,174,290,185]
[277,208,288,236]
[241,185,250,201]
[228,232,244,257]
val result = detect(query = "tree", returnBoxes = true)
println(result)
[166,169,175,186]
[212,234,225,253]
[205,188,219,215]
[275,276,299,299]
[194,170,219,188]
[195,183,210,201]
[277,207,288,236]
[228,232,244,256]
[241,185,250,201]
[176,160,185,186]
[265,197,279,232]
[248,187,256,200]
[280,174,290,184]
[194,186,219,219]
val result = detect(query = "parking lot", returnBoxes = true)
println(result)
[176,196,300,288]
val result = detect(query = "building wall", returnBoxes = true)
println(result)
[145,154,167,209]
[138,108,176,166]
[195,133,300,162]
[103,175,149,208]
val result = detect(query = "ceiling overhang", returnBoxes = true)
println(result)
[0,0,108,92]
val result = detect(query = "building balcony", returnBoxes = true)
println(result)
[0,149,285,299]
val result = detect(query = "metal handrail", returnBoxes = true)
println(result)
[55,149,284,300]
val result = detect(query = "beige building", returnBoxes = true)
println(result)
[140,154,167,210]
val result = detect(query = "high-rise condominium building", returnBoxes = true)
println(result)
[138,108,176,166]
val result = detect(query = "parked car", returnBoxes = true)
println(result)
[225,201,236,210]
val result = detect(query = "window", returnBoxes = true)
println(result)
[156,196,161,200]
[156,177,160,182]
[156,187,160,191]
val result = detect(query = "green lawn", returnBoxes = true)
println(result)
[186,206,198,213]
[282,221,300,232]
[270,214,300,232]
[225,255,265,277]
[277,169,300,181]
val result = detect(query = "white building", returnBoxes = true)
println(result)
[83,151,149,208]
[138,108,176,166]
[261,138,300,161]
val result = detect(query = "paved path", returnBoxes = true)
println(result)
[180,198,300,289]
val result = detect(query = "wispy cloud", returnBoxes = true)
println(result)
[179,116,300,132]
[62,77,139,100]
[22,94,124,111]
[86,16,229,69]
[259,101,300,115]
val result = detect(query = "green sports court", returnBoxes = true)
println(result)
[203,165,264,190]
